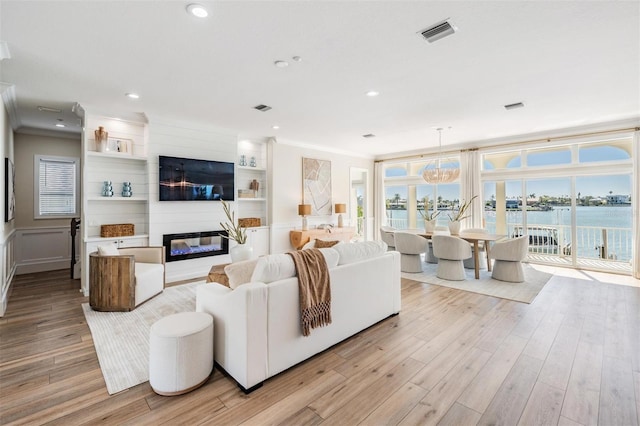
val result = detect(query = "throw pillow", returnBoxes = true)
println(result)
[318,247,339,268]
[224,259,259,289]
[251,253,296,283]
[315,239,340,248]
[302,239,316,250]
[97,244,120,256]
[333,240,387,265]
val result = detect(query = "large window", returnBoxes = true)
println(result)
[34,155,80,219]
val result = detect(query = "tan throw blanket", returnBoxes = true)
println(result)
[287,249,332,336]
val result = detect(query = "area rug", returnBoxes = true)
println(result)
[82,282,202,394]
[401,263,552,304]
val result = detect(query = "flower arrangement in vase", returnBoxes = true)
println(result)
[418,196,440,232]
[447,195,477,235]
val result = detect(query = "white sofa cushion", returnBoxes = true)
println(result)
[251,254,296,283]
[97,244,119,256]
[251,248,340,284]
[134,262,164,306]
[333,240,387,265]
[224,259,259,289]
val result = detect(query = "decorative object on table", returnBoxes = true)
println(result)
[302,157,332,216]
[4,158,15,223]
[250,156,257,167]
[447,195,477,235]
[95,126,108,152]
[334,203,346,227]
[298,203,311,231]
[102,181,114,197]
[219,199,251,262]
[418,196,440,232]
[249,179,260,197]
[239,155,247,166]
[422,127,460,184]
[122,182,132,197]
[100,223,135,237]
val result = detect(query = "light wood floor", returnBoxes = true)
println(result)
[1,268,638,425]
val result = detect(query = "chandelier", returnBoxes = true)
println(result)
[422,127,460,184]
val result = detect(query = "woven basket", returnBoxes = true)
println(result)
[100,223,135,238]
[238,218,261,228]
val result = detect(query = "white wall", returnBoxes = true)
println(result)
[147,120,237,282]
[270,139,374,253]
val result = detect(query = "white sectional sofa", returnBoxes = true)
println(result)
[196,241,401,392]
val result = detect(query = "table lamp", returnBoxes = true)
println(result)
[335,203,346,228]
[298,204,311,230]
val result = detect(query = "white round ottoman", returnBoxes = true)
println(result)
[149,311,213,395]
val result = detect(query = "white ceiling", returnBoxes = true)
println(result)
[1,1,638,157]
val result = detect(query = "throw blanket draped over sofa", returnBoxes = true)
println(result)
[287,248,331,336]
[196,240,401,392]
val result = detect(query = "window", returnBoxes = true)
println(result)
[34,155,79,219]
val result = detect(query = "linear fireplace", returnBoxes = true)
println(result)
[162,230,229,263]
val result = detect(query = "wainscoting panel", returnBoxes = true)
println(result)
[15,227,79,275]
[1,230,16,317]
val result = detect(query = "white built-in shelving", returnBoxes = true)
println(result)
[81,112,150,295]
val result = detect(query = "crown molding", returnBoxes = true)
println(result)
[0,83,20,130]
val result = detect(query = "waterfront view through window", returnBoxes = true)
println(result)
[383,136,634,274]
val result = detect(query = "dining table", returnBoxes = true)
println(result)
[416,230,507,279]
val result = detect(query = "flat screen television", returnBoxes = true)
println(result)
[159,155,234,201]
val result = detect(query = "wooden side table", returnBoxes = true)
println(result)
[206,263,230,287]
[289,227,356,250]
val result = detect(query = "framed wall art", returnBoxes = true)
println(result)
[302,157,332,216]
[5,157,15,222]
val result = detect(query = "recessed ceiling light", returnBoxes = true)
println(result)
[186,3,208,18]
[366,91,379,97]
[272,125,280,130]
[292,56,302,62]
[362,133,376,138]
[126,93,140,99]
[55,123,66,128]
[274,60,289,68]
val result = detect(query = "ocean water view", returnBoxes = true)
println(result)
[386,205,633,262]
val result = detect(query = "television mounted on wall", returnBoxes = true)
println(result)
[159,155,234,201]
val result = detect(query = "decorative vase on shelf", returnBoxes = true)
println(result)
[239,155,247,166]
[448,220,461,235]
[230,243,253,263]
[122,182,132,197]
[95,126,108,153]
[101,181,113,197]
[424,219,436,233]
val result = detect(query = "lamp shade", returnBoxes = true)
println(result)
[334,203,346,214]
[298,204,311,216]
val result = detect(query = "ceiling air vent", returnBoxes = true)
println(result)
[418,20,456,43]
[362,133,376,138]
[504,102,525,110]
[253,104,272,112]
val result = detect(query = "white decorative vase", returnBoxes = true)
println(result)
[424,219,436,233]
[230,243,253,262]
[448,220,461,235]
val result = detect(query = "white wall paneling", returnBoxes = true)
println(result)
[0,230,16,317]
[14,226,79,276]
[148,120,238,282]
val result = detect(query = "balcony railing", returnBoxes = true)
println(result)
[384,217,632,273]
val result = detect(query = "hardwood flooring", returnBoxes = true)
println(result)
[1,267,638,425]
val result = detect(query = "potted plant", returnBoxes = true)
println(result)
[219,200,251,262]
[447,196,477,235]
[418,196,440,232]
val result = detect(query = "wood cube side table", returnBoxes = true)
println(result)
[206,263,230,287]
